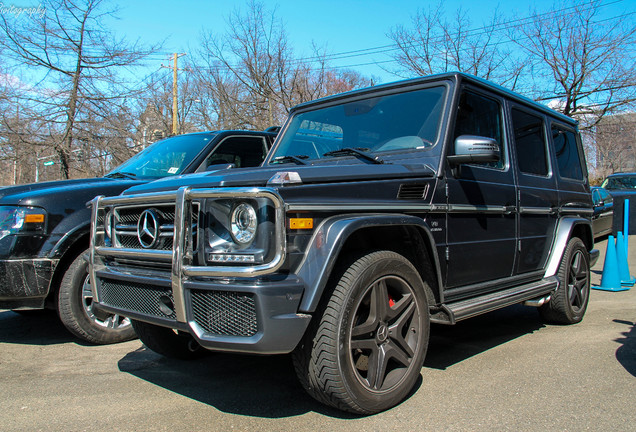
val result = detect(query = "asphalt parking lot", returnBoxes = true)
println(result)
[1,237,634,432]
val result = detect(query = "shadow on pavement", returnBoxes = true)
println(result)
[118,347,358,419]
[425,303,545,370]
[0,309,77,345]
[118,303,544,418]
[614,319,636,377]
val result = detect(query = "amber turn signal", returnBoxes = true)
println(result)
[25,214,45,223]
[289,218,313,229]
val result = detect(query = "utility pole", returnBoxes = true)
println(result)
[162,53,186,136]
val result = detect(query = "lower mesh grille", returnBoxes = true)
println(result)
[191,290,258,337]
[100,279,176,320]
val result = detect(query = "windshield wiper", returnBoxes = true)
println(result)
[105,171,138,179]
[323,147,384,164]
[271,155,309,165]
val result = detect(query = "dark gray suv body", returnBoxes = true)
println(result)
[89,73,598,414]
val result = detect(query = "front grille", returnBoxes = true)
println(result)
[100,279,176,320]
[111,203,197,251]
[191,290,258,337]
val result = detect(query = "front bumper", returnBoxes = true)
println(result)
[94,268,311,354]
[90,186,309,354]
[0,258,58,309]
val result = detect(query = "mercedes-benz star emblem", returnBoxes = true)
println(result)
[376,324,389,342]
[137,209,159,249]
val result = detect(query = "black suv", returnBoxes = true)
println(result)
[601,172,636,198]
[89,73,598,413]
[0,130,276,343]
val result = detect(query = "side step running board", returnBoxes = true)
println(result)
[430,276,559,325]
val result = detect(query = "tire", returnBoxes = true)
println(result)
[132,320,207,360]
[540,237,590,324]
[57,249,136,344]
[293,250,430,414]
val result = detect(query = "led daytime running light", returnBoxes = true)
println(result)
[209,253,256,263]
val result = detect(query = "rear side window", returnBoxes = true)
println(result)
[512,109,549,176]
[453,90,505,169]
[206,137,267,168]
[552,124,584,180]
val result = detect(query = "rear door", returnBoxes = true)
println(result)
[509,106,559,275]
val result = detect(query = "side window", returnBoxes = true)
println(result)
[205,137,267,169]
[552,124,584,180]
[512,108,549,176]
[453,89,505,169]
[599,188,613,204]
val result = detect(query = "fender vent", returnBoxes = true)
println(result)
[397,184,429,200]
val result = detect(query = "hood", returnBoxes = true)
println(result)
[122,162,436,195]
[0,177,144,208]
[607,189,636,199]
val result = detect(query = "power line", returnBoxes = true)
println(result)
[266,0,628,65]
[184,5,634,74]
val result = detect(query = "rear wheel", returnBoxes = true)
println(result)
[132,320,207,360]
[293,250,430,414]
[540,237,590,324]
[58,249,136,344]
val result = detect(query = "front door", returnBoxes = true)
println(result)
[445,87,517,291]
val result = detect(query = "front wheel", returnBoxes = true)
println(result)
[293,250,430,414]
[57,249,136,344]
[540,237,590,324]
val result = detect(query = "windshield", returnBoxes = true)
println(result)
[270,85,446,164]
[107,134,216,179]
[602,175,636,190]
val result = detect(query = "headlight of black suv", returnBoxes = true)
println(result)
[0,206,47,241]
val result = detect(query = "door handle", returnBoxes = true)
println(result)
[504,205,517,215]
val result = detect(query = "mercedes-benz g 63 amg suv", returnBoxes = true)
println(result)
[88,73,598,413]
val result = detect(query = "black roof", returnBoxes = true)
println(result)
[290,72,576,126]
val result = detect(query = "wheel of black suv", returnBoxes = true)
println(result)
[293,250,430,415]
[540,237,590,324]
[132,320,207,360]
[57,249,136,344]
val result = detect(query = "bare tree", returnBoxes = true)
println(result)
[387,2,524,88]
[192,1,374,131]
[0,0,161,179]
[593,113,636,176]
[195,0,291,130]
[136,69,201,139]
[516,0,636,126]
[191,0,371,129]
[280,44,374,107]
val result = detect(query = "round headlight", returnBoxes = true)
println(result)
[230,203,257,244]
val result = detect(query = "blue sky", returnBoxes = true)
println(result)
[105,0,635,84]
